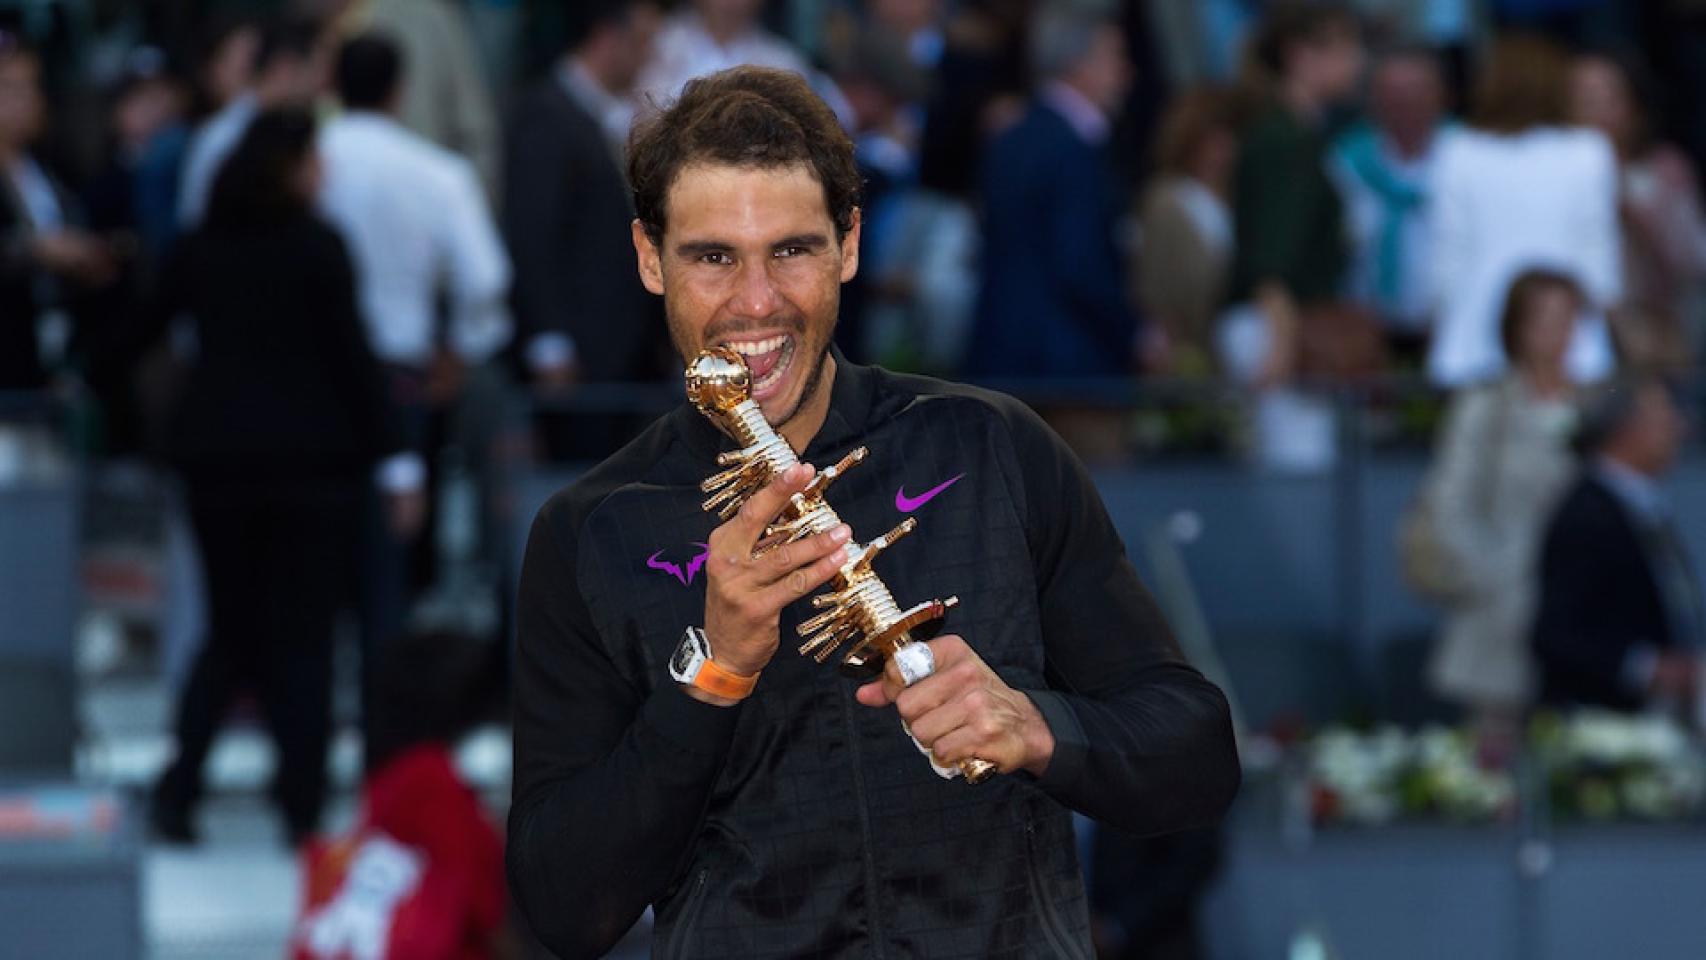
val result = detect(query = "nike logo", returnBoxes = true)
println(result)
[895,473,965,513]
[646,543,711,586]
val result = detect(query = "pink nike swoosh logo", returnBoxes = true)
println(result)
[895,473,965,513]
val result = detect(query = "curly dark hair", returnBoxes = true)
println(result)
[627,66,861,247]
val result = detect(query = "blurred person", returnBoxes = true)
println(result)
[0,34,118,392]
[869,0,947,68]
[1533,376,1701,713]
[322,0,502,197]
[293,630,504,960]
[1135,86,1238,378]
[1220,3,1368,473]
[89,48,190,260]
[320,35,511,399]
[147,108,420,846]
[1332,45,1454,364]
[504,0,668,462]
[177,18,324,228]
[915,0,1030,201]
[507,65,1238,957]
[1419,270,1584,738]
[505,0,660,391]
[966,3,1136,381]
[1569,51,1706,374]
[320,33,510,758]
[636,0,850,125]
[1427,34,1620,387]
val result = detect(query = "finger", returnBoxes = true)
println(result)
[756,542,847,610]
[728,463,815,551]
[931,726,1005,769]
[906,697,971,748]
[756,523,851,586]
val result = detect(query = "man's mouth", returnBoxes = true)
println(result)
[722,334,796,401]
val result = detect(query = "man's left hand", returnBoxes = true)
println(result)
[854,635,1055,777]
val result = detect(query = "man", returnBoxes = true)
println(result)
[1534,378,1704,712]
[967,3,1137,380]
[508,66,1239,957]
[177,18,321,228]
[1332,46,1453,360]
[322,0,502,197]
[504,0,662,396]
[636,0,807,107]
[318,34,511,757]
[319,34,511,392]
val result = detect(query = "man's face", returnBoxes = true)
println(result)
[1072,24,1132,114]
[634,163,859,430]
[1625,385,1688,476]
[1371,57,1443,145]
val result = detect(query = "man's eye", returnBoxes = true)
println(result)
[775,246,809,258]
[699,252,733,265]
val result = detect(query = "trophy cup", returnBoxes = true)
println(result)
[685,347,998,784]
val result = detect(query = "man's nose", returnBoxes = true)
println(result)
[729,259,782,318]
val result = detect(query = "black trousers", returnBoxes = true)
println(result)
[155,473,362,836]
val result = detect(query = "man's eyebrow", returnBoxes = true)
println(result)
[774,233,830,250]
[674,240,734,259]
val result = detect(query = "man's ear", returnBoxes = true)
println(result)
[839,207,862,284]
[633,219,665,295]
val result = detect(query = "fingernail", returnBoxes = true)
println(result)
[831,524,851,543]
[829,548,846,566]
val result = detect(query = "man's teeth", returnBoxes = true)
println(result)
[727,335,788,357]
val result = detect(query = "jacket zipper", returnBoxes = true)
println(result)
[1025,821,1086,960]
[667,868,710,960]
[840,686,887,956]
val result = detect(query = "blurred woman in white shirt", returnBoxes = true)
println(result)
[1426,35,1620,388]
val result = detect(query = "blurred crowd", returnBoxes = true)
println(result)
[6,0,1706,955]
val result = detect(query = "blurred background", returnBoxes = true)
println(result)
[4,0,1706,957]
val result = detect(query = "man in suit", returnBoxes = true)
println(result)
[1533,377,1703,712]
[503,0,666,460]
[966,2,1137,380]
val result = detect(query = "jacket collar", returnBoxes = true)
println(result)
[676,344,874,466]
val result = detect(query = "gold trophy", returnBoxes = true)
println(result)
[685,347,998,784]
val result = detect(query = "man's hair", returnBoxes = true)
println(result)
[627,66,860,247]
[1573,375,1675,458]
[566,0,642,52]
[1028,3,1114,83]
[1247,2,1360,77]
[336,34,403,110]
[255,18,321,73]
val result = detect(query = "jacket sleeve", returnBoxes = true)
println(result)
[507,501,744,958]
[1001,403,1240,836]
[313,229,405,465]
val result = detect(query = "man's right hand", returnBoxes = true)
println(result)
[699,463,851,687]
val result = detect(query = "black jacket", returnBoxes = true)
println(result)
[508,355,1240,958]
[150,216,399,478]
[501,79,664,382]
[1533,473,1691,711]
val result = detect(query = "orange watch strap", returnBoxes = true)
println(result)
[694,657,760,700]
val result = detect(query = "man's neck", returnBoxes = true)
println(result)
[779,354,836,452]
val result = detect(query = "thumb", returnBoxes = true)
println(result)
[856,679,895,708]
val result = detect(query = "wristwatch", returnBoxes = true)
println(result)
[669,627,760,701]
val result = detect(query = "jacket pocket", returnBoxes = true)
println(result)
[664,868,710,960]
[1024,821,1089,960]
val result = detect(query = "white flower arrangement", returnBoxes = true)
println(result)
[1305,725,1516,826]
